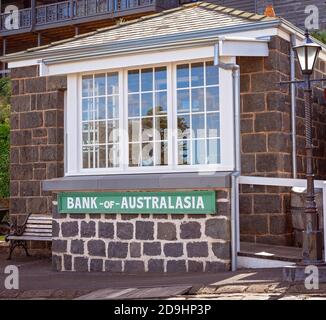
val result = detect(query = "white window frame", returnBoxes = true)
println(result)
[65,58,235,176]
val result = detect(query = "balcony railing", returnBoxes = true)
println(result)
[0,0,178,33]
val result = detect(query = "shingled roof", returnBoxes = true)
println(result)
[3,1,282,62]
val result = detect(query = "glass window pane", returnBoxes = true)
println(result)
[107,72,119,95]
[177,64,189,88]
[82,98,93,121]
[107,120,119,143]
[142,143,154,167]
[206,87,219,111]
[178,140,191,165]
[177,115,191,139]
[128,119,140,143]
[207,112,220,138]
[128,70,139,93]
[155,67,167,90]
[155,117,167,141]
[108,96,119,119]
[191,88,205,112]
[82,123,90,145]
[129,143,141,167]
[141,68,153,92]
[155,91,167,115]
[99,145,106,168]
[95,97,106,120]
[207,138,221,164]
[191,63,204,87]
[142,117,153,142]
[128,94,140,117]
[82,75,93,97]
[192,114,205,139]
[93,121,106,144]
[206,61,219,86]
[193,139,206,165]
[177,89,190,113]
[94,74,106,96]
[155,141,168,166]
[83,147,91,168]
[108,144,119,168]
[141,93,153,117]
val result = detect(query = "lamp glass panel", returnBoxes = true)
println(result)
[307,46,319,71]
[296,46,307,72]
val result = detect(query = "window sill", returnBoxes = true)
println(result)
[42,172,233,192]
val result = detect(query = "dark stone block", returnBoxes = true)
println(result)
[52,239,67,253]
[87,240,106,257]
[130,243,141,258]
[136,221,154,240]
[212,242,231,260]
[71,240,84,255]
[20,181,40,197]
[80,221,96,238]
[205,219,230,240]
[180,222,201,239]
[90,259,103,272]
[251,72,280,92]
[108,242,128,258]
[47,75,67,91]
[105,260,122,273]
[40,146,57,162]
[166,260,186,273]
[98,222,114,239]
[61,221,78,237]
[63,255,72,271]
[69,214,86,219]
[117,222,133,240]
[240,215,268,235]
[254,194,281,214]
[255,112,283,132]
[239,195,253,215]
[74,257,88,272]
[242,93,265,113]
[20,112,43,129]
[163,243,183,257]
[157,222,177,240]
[188,261,204,272]
[148,259,164,273]
[27,197,49,215]
[11,95,31,113]
[52,255,62,271]
[24,77,46,93]
[124,261,145,273]
[143,242,161,256]
[11,65,39,79]
[187,242,208,258]
[11,131,32,146]
[205,262,230,273]
[242,134,266,153]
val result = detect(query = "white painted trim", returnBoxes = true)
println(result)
[237,256,296,269]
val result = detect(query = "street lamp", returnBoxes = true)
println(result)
[293,30,323,264]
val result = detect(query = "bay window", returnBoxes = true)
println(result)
[67,59,233,175]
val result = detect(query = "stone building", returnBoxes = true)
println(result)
[2,1,326,272]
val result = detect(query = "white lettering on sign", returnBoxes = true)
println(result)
[66,197,98,210]
[120,196,205,210]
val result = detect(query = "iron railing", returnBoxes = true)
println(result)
[0,0,178,33]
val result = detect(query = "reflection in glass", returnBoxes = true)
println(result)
[141,93,153,116]
[177,89,190,113]
[94,74,106,96]
[107,72,119,95]
[142,117,153,142]
[142,143,154,166]
[155,141,168,166]
[178,140,191,165]
[82,99,93,121]
[141,68,153,92]
[129,143,141,167]
[108,144,119,168]
[177,115,190,139]
[191,88,205,112]
[192,114,205,139]
[107,120,119,143]
[82,75,93,97]
[206,87,219,111]
[108,96,119,119]
[207,113,220,138]
[155,117,167,141]
[193,139,206,165]
[155,67,167,90]
[128,94,140,117]
[191,63,204,87]
[128,70,139,93]
[207,138,221,164]
[99,146,106,168]
[128,119,140,143]
[177,64,189,88]
[95,97,106,120]
[206,61,219,86]
[155,91,167,115]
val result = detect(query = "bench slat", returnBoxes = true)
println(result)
[27,219,52,224]
[25,228,52,233]
[7,236,52,241]
[28,216,52,220]
[26,224,52,229]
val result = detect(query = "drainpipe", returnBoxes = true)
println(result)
[290,34,298,178]
[214,42,241,271]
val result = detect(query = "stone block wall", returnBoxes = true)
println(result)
[239,36,326,246]
[51,190,231,273]
[10,65,66,248]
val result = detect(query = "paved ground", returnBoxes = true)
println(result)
[0,252,325,300]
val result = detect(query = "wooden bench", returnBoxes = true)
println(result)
[5,214,52,260]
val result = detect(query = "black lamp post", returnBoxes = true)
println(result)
[293,30,323,264]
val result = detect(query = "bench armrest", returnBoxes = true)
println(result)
[6,213,32,239]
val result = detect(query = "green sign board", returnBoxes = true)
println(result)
[58,191,216,214]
